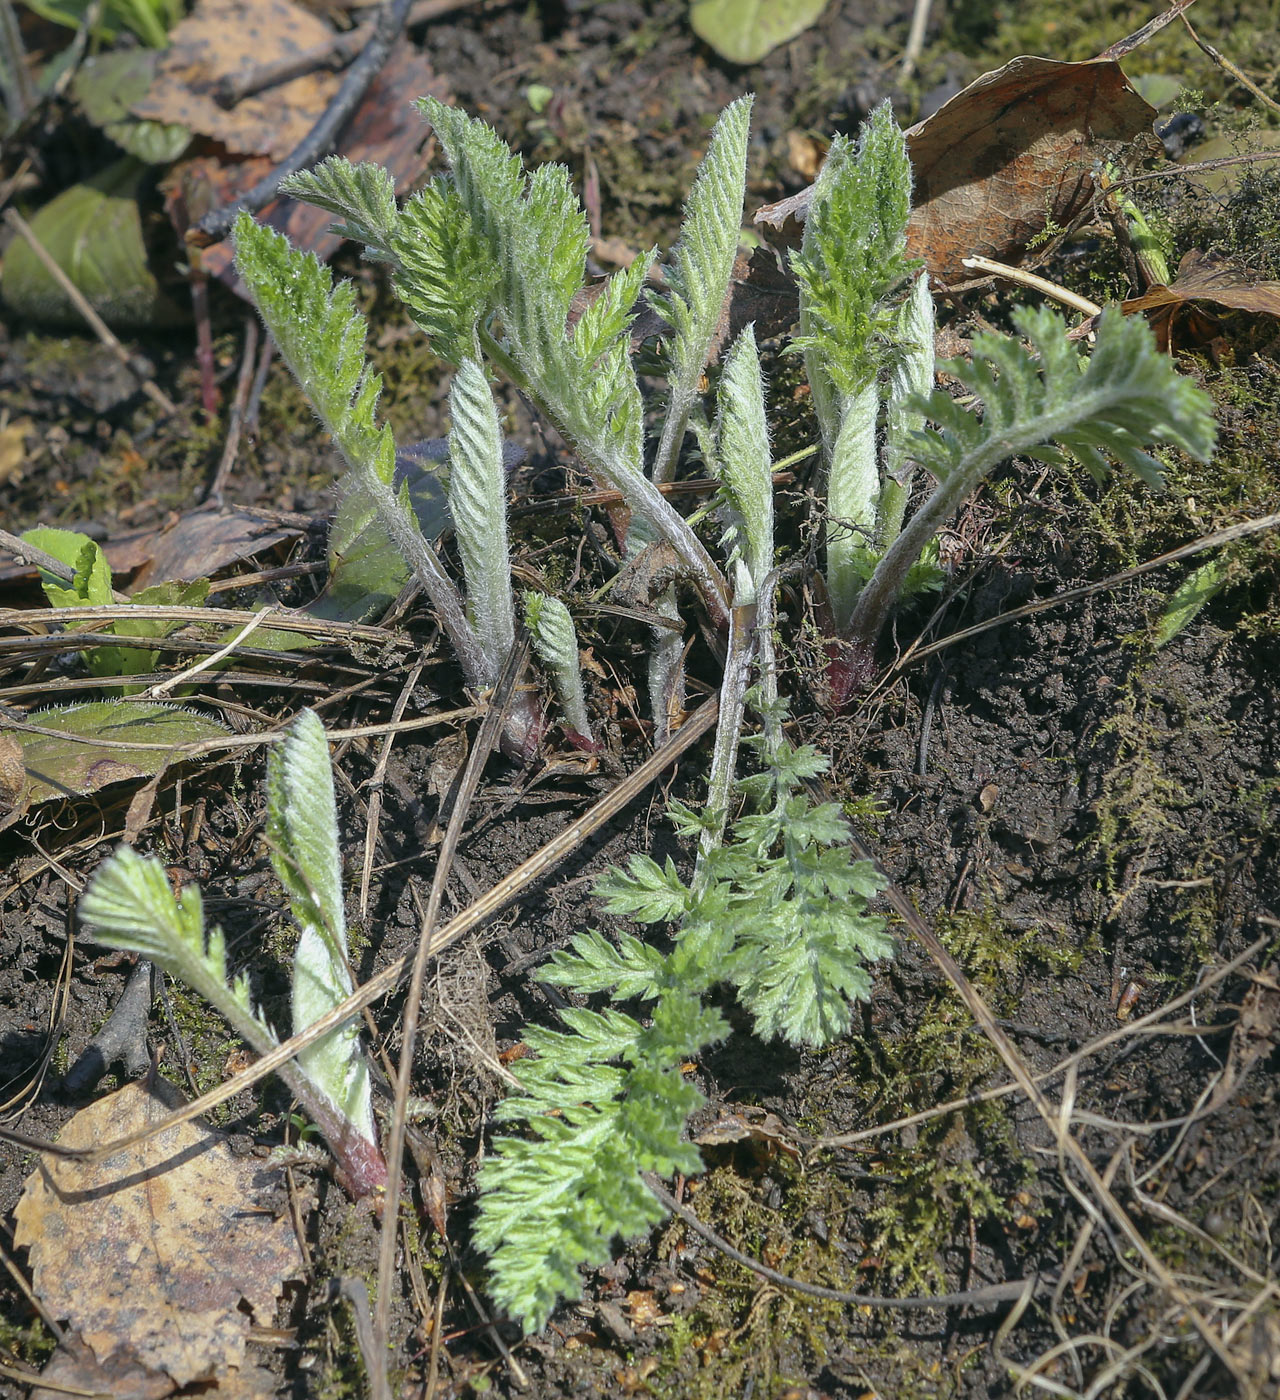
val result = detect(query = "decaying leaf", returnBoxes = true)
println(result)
[107,504,304,590]
[13,1078,304,1387]
[755,57,1157,283]
[178,41,442,290]
[131,0,339,160]
[6,701,230,819]
[1121,250,1280,349]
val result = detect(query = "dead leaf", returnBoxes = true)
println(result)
[786,129,826,181]
[0,733,23,809]
[14,1078,303,1388]
[106,504,304,589]
[132,0,338,160]
[694,1108,801,1161]
[181,40,441,291]
[29,1335,176,1400]
[1120,250,1280,349]
[0,415,32,485]
[755,56,1156,283]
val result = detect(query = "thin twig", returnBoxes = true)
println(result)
[1096,0,1198,60]
[646,1174,1051,1310]
[359,658,427,918]
[143,607,278,697]
[960,256,1102,318]
[2,209,178,416]
[1179,13,1280,117]
[190,0,414,245]
[898,0,933,80]
[374,635,530,1349]
[832,810,1249,1383]
[204,314,260,505]
[888,510,1280,677]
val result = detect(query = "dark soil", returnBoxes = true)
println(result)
[3,1,1280,1397]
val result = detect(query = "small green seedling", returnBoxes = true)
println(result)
[78,709,386,1197]
[21,526,208,691]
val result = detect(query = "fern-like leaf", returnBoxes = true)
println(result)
[392,177,501,366]
[233,212,486,687]
[280,157,399,262]
[79,846,270,1052]
[846,304,1217,657]
[475,987,721,1332]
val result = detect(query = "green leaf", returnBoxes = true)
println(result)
[792,104,915,407]
[21,528,114,608]
[281,157,400,262]
[233,212,484,687]
[79,846,265,1040]
[595,853,691,924]
[713,324,773,602]
[476,984,718,1332]
[647,95,752,483]
[689,0,831,64]
[265,709,377,1157]
[448,360,514,679]
[524,592,592,740]
[0,159,186,328]
[538,928,668,1000]
[12,701,228,812]
[1152,556,1230,648]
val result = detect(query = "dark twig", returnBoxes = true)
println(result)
[1096,0,1198,60]
[63,959,155,1095]
[214,0,481,105]
[2,209,178,416]
[1179,12,1280,117]
[189,0,414,246]
[204,314,260,505]
[645,1174,1051,1310]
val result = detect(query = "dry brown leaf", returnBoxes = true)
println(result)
[104,504,304,589]
[755,57,1156,284]
[14,1078,304,1388]
[132,0,338,160]
[181,40,441,290]
[1120,249,1280,349]
[0,415,32,485]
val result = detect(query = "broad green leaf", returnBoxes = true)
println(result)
[11,701,229,810]
[689,0,831,65]
[1152,557,1230,648]
[21,528,114,608]
[0,159,186,328]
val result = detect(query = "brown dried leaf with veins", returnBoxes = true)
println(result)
[754,57,1157,284]
[14,1078,303,1388]
[131,0,337,160]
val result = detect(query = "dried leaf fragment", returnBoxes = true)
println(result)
[755,57,1157,283]
[14,1078,303,1387]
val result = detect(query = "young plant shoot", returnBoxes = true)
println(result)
[793,104,1217,699]
[475,692,890,1333]
[78,709,387,1197]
